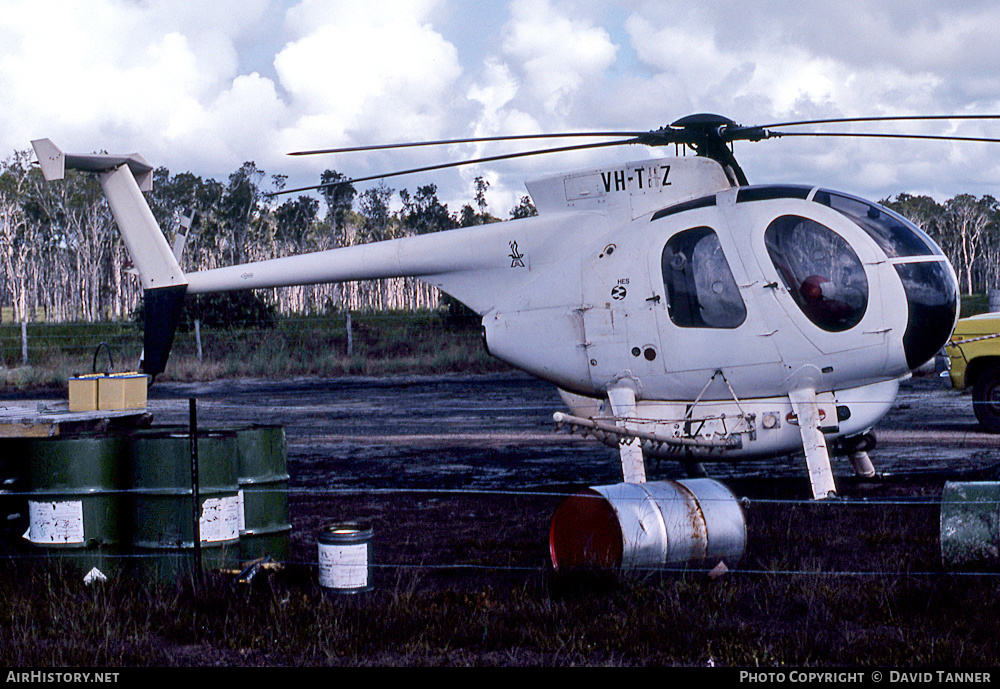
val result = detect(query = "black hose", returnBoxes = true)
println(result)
[92,342,114,374]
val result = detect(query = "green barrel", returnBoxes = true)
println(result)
[1,438,29,542]
[128,430,240,581]
[23,434,127,575]
[234,425,291,562]
[941,481,1000,570]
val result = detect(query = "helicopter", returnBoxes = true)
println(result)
[30,114,973,503]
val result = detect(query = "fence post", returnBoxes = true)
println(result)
[20,321,27,366]
[346,311,353,357]
[194,319,203,362]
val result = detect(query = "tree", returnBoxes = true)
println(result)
[0,151,34,323]
[945,194,997,295]
[148,167,224,272]
[27,166,117,321]
[274,196,319,246]
[399,183,454,235]
[459,176,499,227]
[220,162,266,265]
[510,195,537,219]
[883,193,944,237]
[475,176,489,216]
[358,181,396,243]
[319,170,356,245]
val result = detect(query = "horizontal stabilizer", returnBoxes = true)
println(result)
[31,139,154,191]
[32,137,187,381]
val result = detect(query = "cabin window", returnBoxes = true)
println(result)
[661,227,746,328]
[765,215,868,332]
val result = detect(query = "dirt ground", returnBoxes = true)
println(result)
[5,370,1000,667]
[133,370,1000,589]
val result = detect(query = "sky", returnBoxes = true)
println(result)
[2,0,1000,217]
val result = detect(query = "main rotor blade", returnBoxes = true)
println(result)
[767,130,1000,144]
[290,131,650,157]
[755,114,1000,129]
[273,137,644,196]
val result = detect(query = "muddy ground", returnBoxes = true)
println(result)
[5,370,1000,667]
[131,370,1000,590]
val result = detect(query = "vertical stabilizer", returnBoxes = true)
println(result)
[141,285,187,378]
[97,164,186,290]
[31,139,188,379]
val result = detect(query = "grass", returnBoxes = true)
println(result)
[2,552,996,666]
[0,311,508,392]
[0,291,994,393]
[2,486,998,667]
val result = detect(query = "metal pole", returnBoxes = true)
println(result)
[189,398,202,580]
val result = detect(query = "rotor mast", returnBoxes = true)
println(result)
[639,114,766,187]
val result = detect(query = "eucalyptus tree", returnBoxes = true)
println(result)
[510,195,538,219]
[320,169,356,247]
[945,194,997,295]
[0,151,35,323]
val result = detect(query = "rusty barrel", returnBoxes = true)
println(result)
[549,478,746,571]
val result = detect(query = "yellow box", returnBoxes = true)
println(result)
[68,375,101,412]
[96,373,149,410]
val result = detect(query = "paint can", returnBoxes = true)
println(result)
[940,481,1000,569]
[317,522,373,593]
[549,478,746,571]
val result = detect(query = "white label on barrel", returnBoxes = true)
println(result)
[237,489,246,532]
[27,500,85,544]
[199,496,240,543]
[318,542,369,589]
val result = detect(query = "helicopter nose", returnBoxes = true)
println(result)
[895,260,959,371]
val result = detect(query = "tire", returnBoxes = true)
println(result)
[972,364,1000,433]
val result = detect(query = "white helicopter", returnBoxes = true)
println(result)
[31,114,970,504]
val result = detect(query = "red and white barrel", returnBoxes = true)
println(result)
[549,478,746,571]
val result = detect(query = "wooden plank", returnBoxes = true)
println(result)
[0,402,151,438]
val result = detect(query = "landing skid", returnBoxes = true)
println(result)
[554,382,888,500]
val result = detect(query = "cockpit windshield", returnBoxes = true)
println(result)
[813,190,942,259]
[813,189,957,369]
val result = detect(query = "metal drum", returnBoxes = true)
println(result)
[128,430,240,580]
[1,438,29,541]
[234,425,291,562]
[941,481,1000,569]
[549,478,746,571]
[317,523,374,593]
[989,289,1000,314]
[23,434,127,575]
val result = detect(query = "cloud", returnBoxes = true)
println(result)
[0,0,998,211]
[275,0,463,152]
[0,0,282,177]
[500,0,618,119]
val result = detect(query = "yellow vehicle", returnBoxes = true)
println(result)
[945,313,1000,432]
